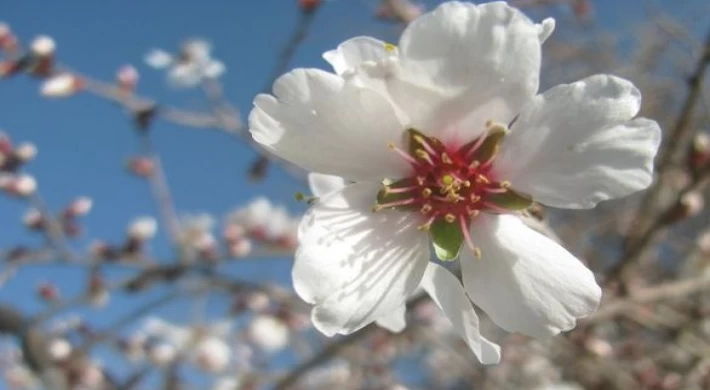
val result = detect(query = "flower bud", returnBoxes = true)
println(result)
[90,240,118,261]
[88,273,109,308]
[119,334,146,362]
[228,238,252,258]
[248,315,289,353]
[41,73,83,97]
[37,282,60,301]
[65,196,93,218]
[2,174,37,197]
[30,35,55,57]
[14,142,37,163]
[148,343,176,367]
[126,156,156,177]
[23,208,44,230]
[0,60,22,79]
[376,0,423,24]
[116,64,139,92]
[0,23,10,41]
[665,191,704,224]
[195,337,231,373]
[0,133,12,155]
[48,338,72,361]
[127,216,157,241]
[299,0,321,13]
[688,133,710,172]
[223,223,246,242]
[245,292,270,312]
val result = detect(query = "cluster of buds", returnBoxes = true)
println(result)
[0,35,57,79]
[375,0,424,25]
[226,198,298,255]
[178,213,219,262]
[0,133,37,172]
[90,216,157,261]
[0,22,18,53]
[23,196,92,238]
[145,38,225,88]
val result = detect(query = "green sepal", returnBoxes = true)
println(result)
[429,218,464,261]
[487,188,533,211]
[375,178,418,211]
[466,125,507,164]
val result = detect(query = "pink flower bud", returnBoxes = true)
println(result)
[41,73,84,97]
[3,174,37,197]
[299,0,321,13]
[14,142,37,163]
[689,133,710,171]
[116,64,139,92]
[23,208,44,230]
[30,35,55,57]
[65,196,93,217]
[0,133,12,155]
[228,238,252,258]
[0,60,22,79]
[127,217,157,241]
[126,156,155,177]
[0,23,10,40]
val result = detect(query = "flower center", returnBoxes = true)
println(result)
[374,123,533,260]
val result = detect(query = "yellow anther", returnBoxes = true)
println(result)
[420,204,433,214]
[476,174,490,184]
[444,213,456,223]
[382,185,392,194]
[416,176,426,185]
[441,153,453,164]
[387,142,397,150]
[468,209,480,217]
[470,160,480,169]
[470,194,480,203]
[422,188,432,198]
[441,175,454,186]
[473,247,482,259]
[384,42,397,52]
[412,134,427,145]
[499,180,511,189]
[463,180,471,187]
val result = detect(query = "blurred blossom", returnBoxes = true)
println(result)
[299,0,321,13]
[116,64,139,92]
[40,73,83,98]
[178,213,217,258]
[376,0,424,24]
[30,35,55,57]
[126,156,156,177]
[127,216,158,241]
[297,360,352,389]
[64,196,93,218]
[689,132,710,170]
[247,315,290,353]
[145,38,226,88]
[195,337,231,373]
[148,342,177,367]
[212,377,240,390]
[37,282,59,301]
[13,143,37,163]
[120,333,147,362]
[0,174,37,197]
[23,208,44,230]
[228,197,298,249]
[245,292,271,312]
[48,338,72,361]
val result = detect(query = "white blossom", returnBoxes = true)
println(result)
[127,216,157,241]
[247,315,289,353]
[195,337,231,373]
[250,1,661,364]
[41,74,82,98]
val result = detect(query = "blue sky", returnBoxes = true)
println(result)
[0,0,708,387]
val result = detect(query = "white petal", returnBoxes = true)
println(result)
[168,63,202,88]
[308,173,348,198]
[249,69,410,181]
[538,18,556,43]
[323,36,398,75]
[462,214,601,338]
[144,49,173,69]
[294,182,430,336]
[204,60,226,79]
[420,263,501,364]
[390,1,546,140]
[375,305,407,333]
[495,75,661,209]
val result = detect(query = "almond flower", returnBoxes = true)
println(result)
[250,1,660,364]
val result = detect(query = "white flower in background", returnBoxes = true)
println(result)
[195,337,231,373]
[247,314,290,353]
[212,377,240,390]
[228,198,299,247]
[250,1,661,364]
[178,213,216,253]
[145,38,226,88]
[30,35,55,57]
[148,342,177,367]
[127,216,158,241]
[48,338,72,361]
[297,359,352,389]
